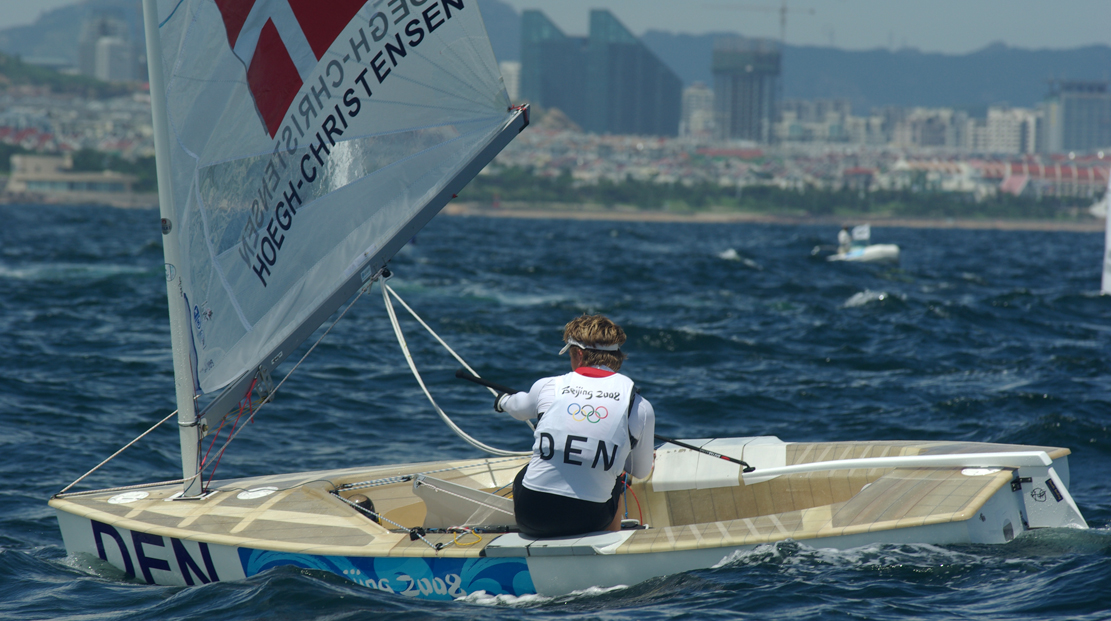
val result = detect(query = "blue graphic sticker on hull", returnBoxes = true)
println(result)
[239,548,533,600]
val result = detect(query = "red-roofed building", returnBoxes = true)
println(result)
[842,167,876,191]
[696,148,763,160]
[977,161,1108,198]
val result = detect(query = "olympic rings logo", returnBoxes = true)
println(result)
[567,403,609,423]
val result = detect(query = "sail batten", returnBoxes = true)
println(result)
[148,0,516,399]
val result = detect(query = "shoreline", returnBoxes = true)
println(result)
[442,203,1106,233]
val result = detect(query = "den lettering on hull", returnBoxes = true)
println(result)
[59,512,531,599]
[57,512,243,587]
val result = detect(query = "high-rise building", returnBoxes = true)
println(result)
[79,12,134,81]
[581,10,681,136]
[774,99,855,144]
[963,117,990,153]
[681,82,715,137]
[95,37,134,83]
[520,11,589,128]
[1041,80,1111,154]
[499,61,521,102]
[985,107,1037,154]
[891,108,965,150]
[520,10,681,136]
[779,99,851,124]
[712,37,780,143]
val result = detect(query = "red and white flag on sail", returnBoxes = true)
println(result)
[214,0,366,137]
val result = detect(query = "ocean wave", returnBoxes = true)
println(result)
[0,263,153,282]
[843,290,904,308]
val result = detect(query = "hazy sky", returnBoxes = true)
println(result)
[0,0,1108,54]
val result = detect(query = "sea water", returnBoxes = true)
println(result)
[2,205,1109,620]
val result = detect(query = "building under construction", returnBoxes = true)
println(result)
[713,37,780,143]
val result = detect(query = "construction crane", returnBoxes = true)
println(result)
[705,1,816,45]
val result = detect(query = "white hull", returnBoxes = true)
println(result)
[827,244,901,264]
[52,437,1086,599]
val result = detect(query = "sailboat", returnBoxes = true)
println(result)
[826,223,901,264]
[51,0,1088,601]
[1101,170,1111,295]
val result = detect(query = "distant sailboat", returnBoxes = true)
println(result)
[50,0,1087,601]
[1101,170,1111,295]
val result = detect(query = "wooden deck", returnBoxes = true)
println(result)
[50,440,1072,559]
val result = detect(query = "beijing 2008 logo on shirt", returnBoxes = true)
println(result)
[567,404,609,423]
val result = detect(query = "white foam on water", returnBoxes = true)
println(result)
[717,248,762,270]
[461,590,553,607]
[462,583,628,607]
[843,290,902,308]
[714,540,975,573]
[0,263,149,282]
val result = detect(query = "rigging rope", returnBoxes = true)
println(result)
[384,281,535,430]
[381,279,529,457]
[55,409,180,496]
[208,278,374,477]
[203,380,255,489]
[57,278,374,496]
[413,477,515,517]
[337,455,526,492]
[334,492,446,551]
[384,284,492,394]
[55,476,199,499]
[56,269,531,496]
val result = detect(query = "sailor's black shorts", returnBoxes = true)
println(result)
[511,466,624,538]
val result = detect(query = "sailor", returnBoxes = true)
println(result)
[838,226,852,254]
[495,315,655,538]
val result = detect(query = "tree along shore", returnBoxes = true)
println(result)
[460,167,1102,222]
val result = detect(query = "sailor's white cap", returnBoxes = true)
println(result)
[559,338,621,355]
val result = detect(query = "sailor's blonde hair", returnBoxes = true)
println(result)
[563,314,627,371]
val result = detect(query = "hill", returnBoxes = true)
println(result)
[0,0,142,67]
[0,51,128,98]
[480,1,1111,112]
[638,33,1111,111]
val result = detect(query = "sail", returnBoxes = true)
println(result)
[1103,168,1111,295]
[148,0,515,394]
[851,223,871,243]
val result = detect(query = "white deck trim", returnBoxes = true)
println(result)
[743,451,1052,484]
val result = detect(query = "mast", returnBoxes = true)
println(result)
[141,0,202,497]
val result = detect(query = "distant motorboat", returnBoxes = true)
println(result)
[827,243,901,264]
[825,223,900,264]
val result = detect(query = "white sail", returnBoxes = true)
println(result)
[148,0,515,394]
[1103,168,1111,295]
[851,223,871,243]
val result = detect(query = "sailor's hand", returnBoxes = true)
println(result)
[494,393,509,413]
